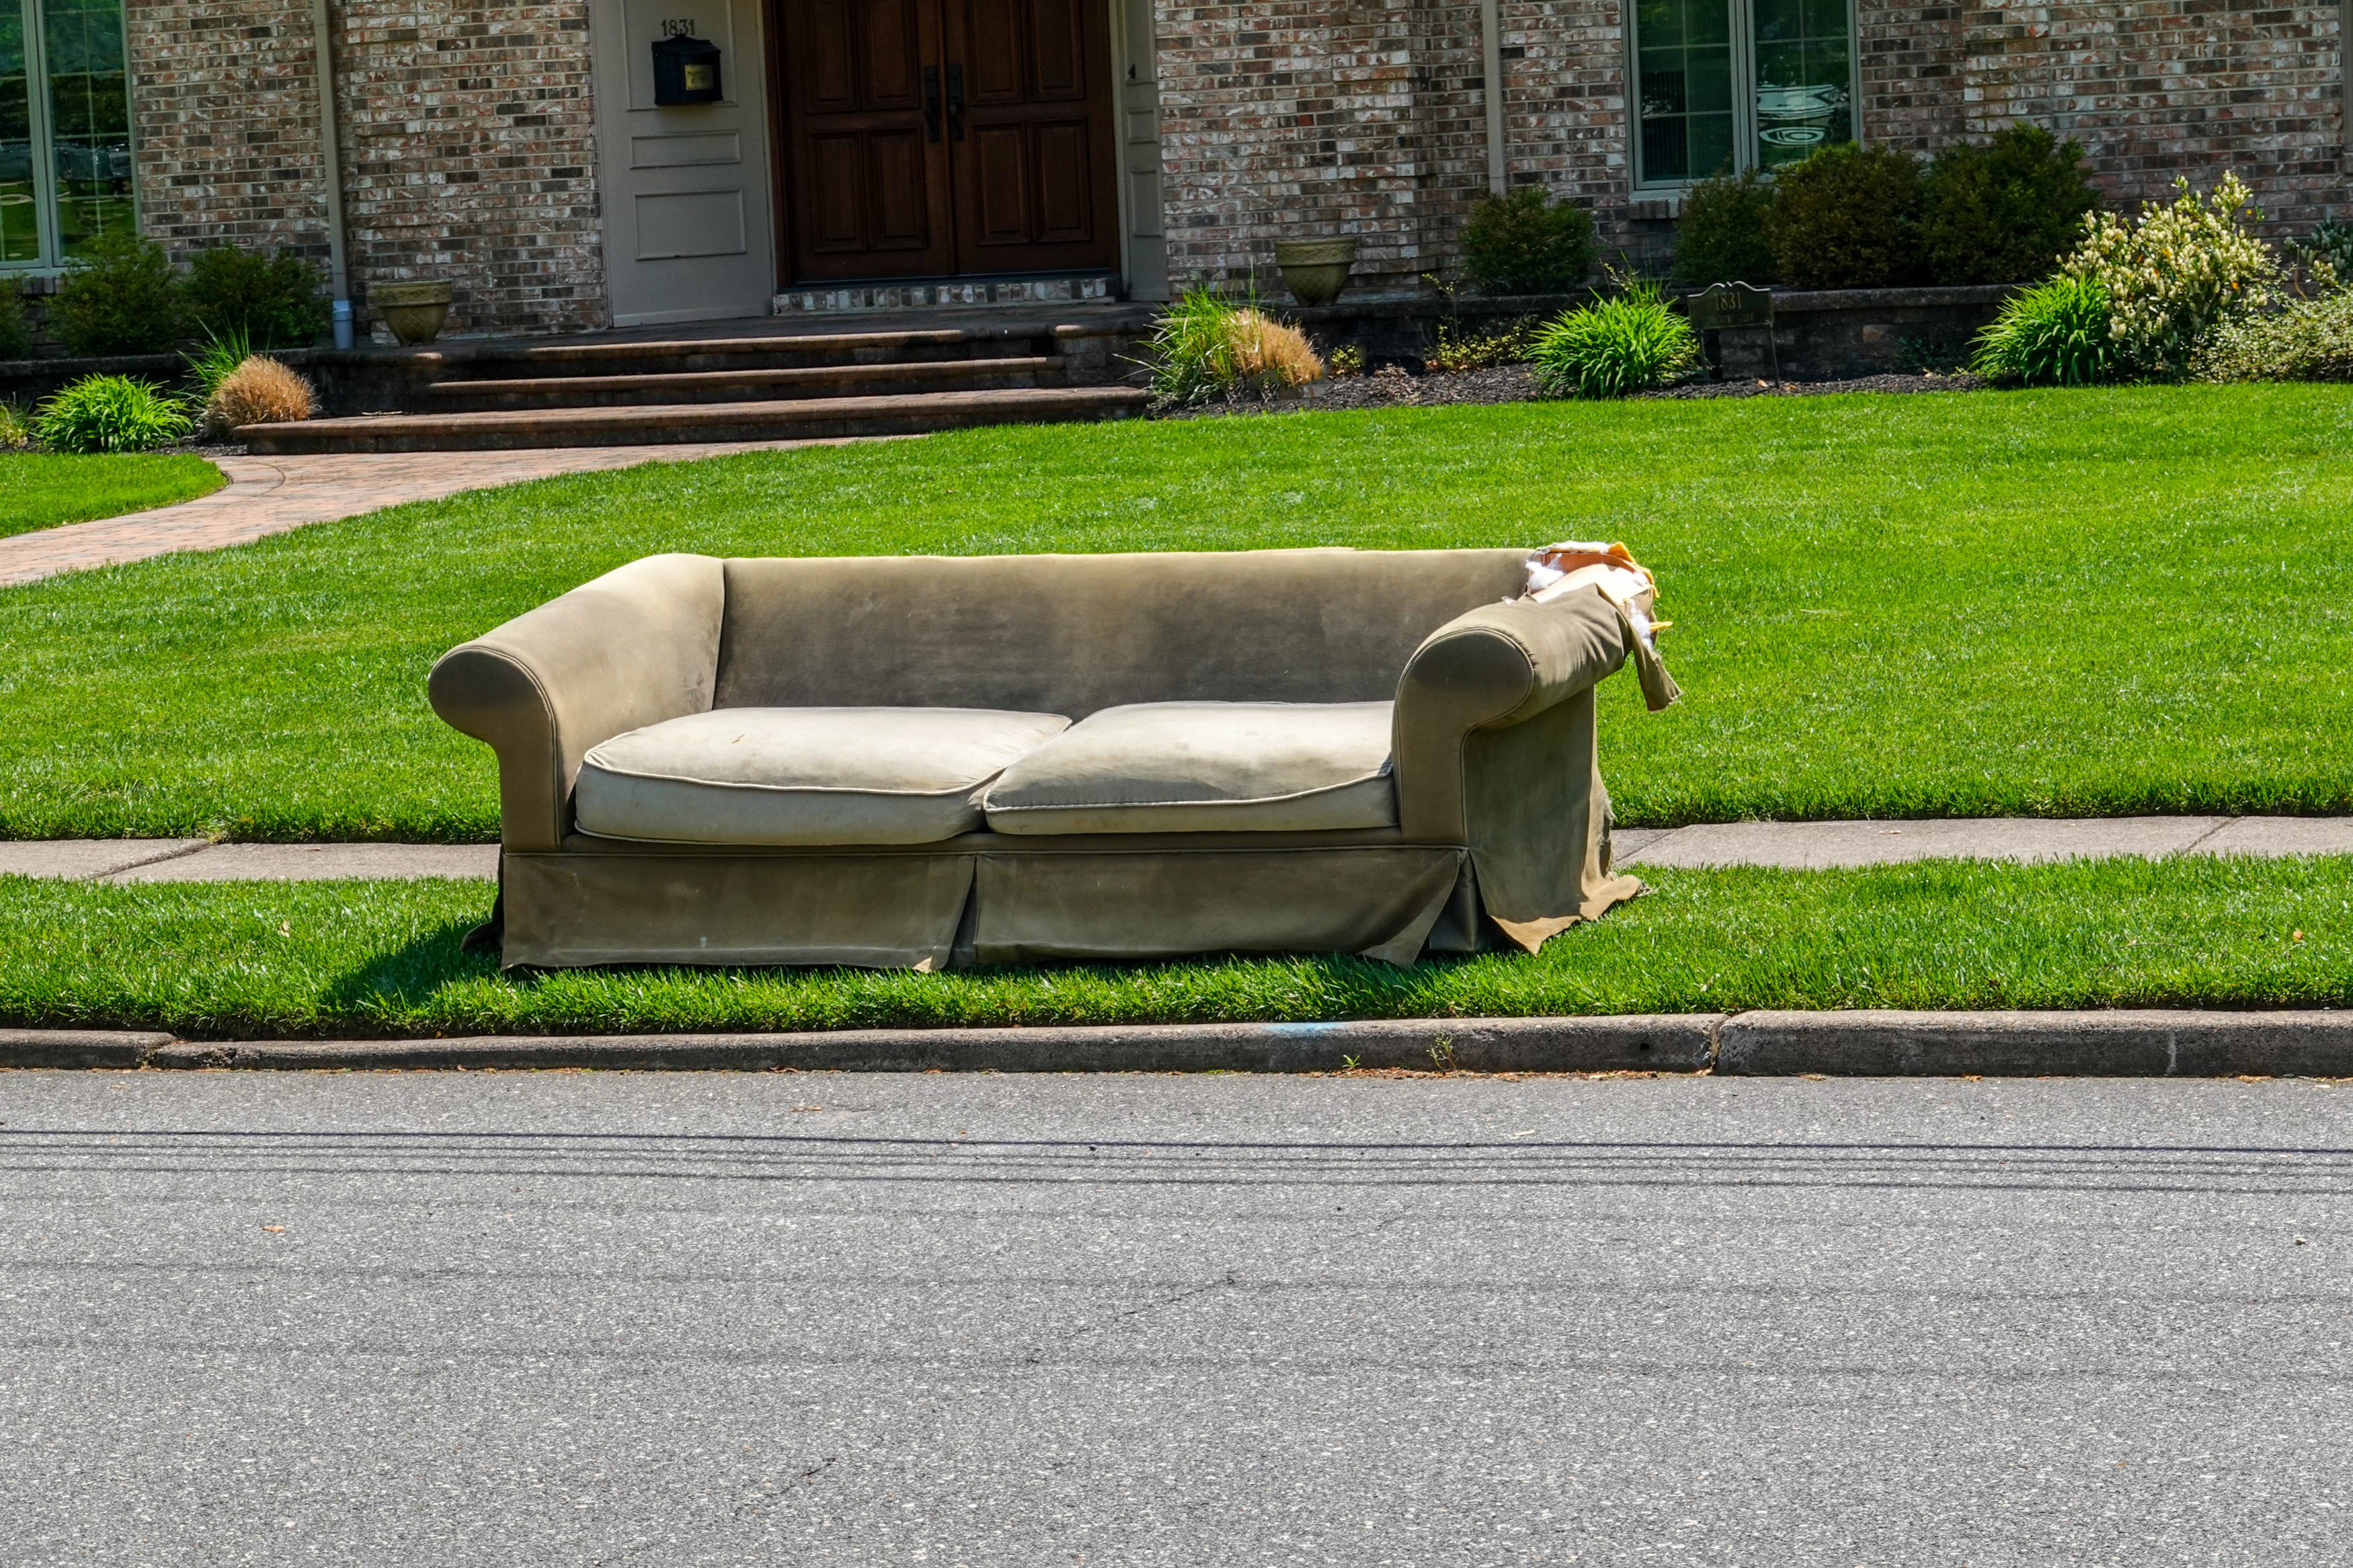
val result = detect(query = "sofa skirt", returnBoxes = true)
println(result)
[498,839,1523,971]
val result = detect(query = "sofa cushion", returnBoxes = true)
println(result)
[575,707,1070,845]
[980,701,1398,835]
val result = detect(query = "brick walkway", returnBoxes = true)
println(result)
[0,438,865,587]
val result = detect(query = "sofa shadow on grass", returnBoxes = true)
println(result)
[317,910,1490,1040]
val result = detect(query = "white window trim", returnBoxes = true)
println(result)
[1627,0,1865,193]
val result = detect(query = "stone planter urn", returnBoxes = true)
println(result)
[372,280,454,346]
[1274,237,1359,307]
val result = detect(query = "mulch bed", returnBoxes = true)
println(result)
[1156,365,1989,417]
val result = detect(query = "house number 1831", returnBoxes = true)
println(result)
[659,17,699,36]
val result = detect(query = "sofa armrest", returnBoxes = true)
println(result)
[428,553,727,852]
[1393,585,1659,843]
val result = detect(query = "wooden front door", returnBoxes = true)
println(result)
[776,0,1120,282]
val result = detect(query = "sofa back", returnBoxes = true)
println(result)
[713,548,1531,717]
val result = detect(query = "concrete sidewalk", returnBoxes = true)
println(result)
[2,814,2349,884]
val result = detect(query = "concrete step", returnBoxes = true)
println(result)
[444,325,1070,380]
[239,384,1154,454]
[427,355,1061,410]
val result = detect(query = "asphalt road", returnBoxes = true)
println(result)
[2,1069,2348,1566]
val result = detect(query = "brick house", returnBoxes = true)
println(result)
[5,0,2345,337]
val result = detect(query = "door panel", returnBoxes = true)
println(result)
[780,0,956,278]
[1029,0,1083,97]
[1034,121,1089,240]
[594,0,778,324]
[776,0,1119,281]
[962,0,1025,101]
[939,0,1119,273]
[1115,0,1167,298]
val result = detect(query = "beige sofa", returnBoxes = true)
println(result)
[428,547,1677,971]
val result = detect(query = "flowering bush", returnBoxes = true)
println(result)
[2061,173,2272,377]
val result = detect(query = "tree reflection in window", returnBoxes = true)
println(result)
[43,0,130,256]
[0,5,36,263]
[1633,0,1854,185]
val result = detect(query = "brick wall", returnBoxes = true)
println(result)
[1152,0,2349,292]
[1857,0,2348,237]
[122,0,2348,330]
[127,0,604,337]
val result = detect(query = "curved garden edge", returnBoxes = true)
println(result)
[0,450,229,541]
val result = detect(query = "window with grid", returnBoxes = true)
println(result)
[1632,0,1853,188]
[0,0,132,270]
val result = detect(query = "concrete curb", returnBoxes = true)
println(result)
[5,1009,2353,1075]
[142,1016,1720,1075]
[0,1028,179,1069]
[1715,1009,2353,1077]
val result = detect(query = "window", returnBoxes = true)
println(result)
[1632,0,1855,187]
[0,0,132,270]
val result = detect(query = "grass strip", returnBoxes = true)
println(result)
[0,452,225,539]
[0,384,2350,840]
[1,855,2345,1040]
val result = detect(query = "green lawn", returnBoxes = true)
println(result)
[0,384,2348,841]
[0,452,224,538]
[0,856,2342,1038]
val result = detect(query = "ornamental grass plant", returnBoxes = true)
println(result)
[1970,274,2114,386]
[211,355,317,429]
[1529,277,1698,397]
[30,374,193,454]
[1145,286,1322,405]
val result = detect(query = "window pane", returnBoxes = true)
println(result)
[1752,0,1851,169]
[1635,0,1734,183]
[0,6,36,264]
[43,0,132,259]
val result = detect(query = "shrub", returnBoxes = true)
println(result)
[2195,289,2353,384]
[1761,142,1924,291]
[212,354,316,429]
[1144,286,1322,405]
[1328,343,1367,377]
[1529,277,1699,397]
[182,245,330,349]
[2063,172,2273,377]
[1462,185,1598,295]
[185,324,253,410]
[1673,165,1776,286]
[1424,315,1536,371]
[2291,219,2353,284]
[1919,124,2100,286]
[1970,274,2115,386]
[0,277,28,360]
[0,402,29,448]
[31,374,193,452]
[49,227,184,356]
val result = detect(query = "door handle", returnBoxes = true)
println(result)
[945,62,965,140]
[922,63,941,142]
